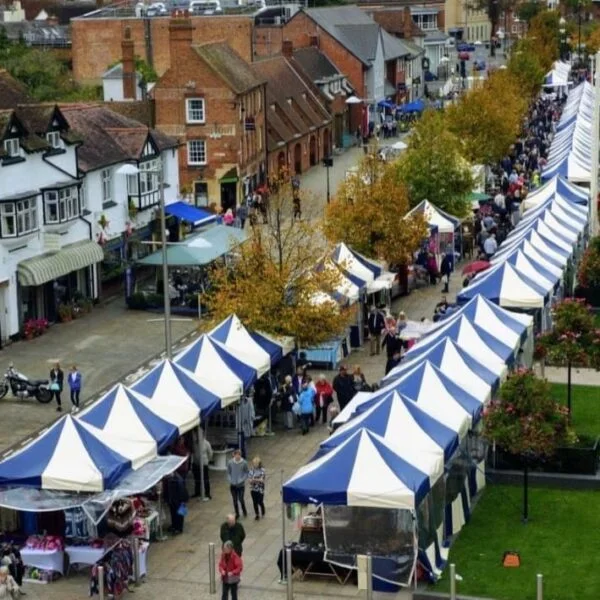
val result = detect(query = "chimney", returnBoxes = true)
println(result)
[169,17,194,56]
[122,27,136,101]
[403,7,413,40]
[282,39,293,59]
[309,34,319,48]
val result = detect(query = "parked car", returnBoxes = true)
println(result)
[189,0,223,14]
[424,70,438,82]
[473,60,486,71]
[457,42,476,52]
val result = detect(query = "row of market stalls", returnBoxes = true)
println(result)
[544,60,572,95]
[542,81,593,183]
[282,293,534,589]
[0,315,293,589]
[457,174,589,324]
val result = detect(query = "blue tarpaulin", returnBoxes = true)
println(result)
[165,201,216,227]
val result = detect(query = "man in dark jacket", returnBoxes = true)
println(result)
[440,253,453,293]
[367,306,385,356]
[220,514,246,556]
[332,365,354,411]
[166,471,189,534]
[385,350,403,376]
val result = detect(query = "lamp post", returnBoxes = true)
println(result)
[117,162,172,359]
[559,18,566,61]
[323,155,333,204]
[578,0,582,68]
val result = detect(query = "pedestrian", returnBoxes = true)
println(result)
[440,253,453,294]
[220,514,246,556]
[483,232,497,259]
[237,200,248,229]
[367,306,385,356]
[0,565,19,600]
[49,362,64,412]
[314,374,333,425]
[332,365,354,411]
[227,448,249,519]
[192,428,213,500]
[67,364,82,413]
[385,350,403,376]
[292,192,301,221]
[281,375,296,430]
[352,366,368,393]
[223,208,235,226]
[248,457,266,520]
[218,540,243,600]
[298,381,315,435]
[165,470,188,535]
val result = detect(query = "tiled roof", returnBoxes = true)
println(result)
[59,104,178,173]
[251,57,330,152]
[15,104,61,134]
[193,42,264,95]
[0,69,35,109]
[293,47,343,82]
[370,10,425,39]
[103,101,154,127]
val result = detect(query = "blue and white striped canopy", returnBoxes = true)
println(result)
[318,392,459,462]
[175,334,257,396]
[0,415,131,492]
[209,315,271,376]
[131,359,221,423]
[249,330,294,364]
[283,428,438,509]
[522,175,589,208]
[383,336,498,400]
[78,384,178,452]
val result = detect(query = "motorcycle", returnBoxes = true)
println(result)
[0,363,52,404]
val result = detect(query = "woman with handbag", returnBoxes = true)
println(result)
[49,362,64,412]
[219,540,243,600]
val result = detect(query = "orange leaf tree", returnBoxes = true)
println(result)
[323,153,428,266]
[446,70,528,165]
[205,171,353,347]
[395,110,473,216]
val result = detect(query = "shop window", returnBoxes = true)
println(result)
[43,187,80,224]
[185,98,206,124]
[187,140,207,166]
[0,197,38,237]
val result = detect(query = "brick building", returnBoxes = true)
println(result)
[251,48,332,177]
[153,18,266,211]
[71,10,255,85]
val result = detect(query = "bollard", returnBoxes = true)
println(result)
[365,554,373,600]
[133,537,140,585]
[450,563,457,600]
[286,547,293,600]
[98,565,105,600]
[537,574,543,600]
[209,542,216,594]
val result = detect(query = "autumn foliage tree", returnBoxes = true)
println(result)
[205,171,352,347]
[323,153,428,266]
[446,70,528,165]
[395,111,473,217]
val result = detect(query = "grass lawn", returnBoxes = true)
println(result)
[550,383,600,439]
[431,485,600,600]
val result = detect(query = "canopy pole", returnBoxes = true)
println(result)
[591,51,600,236]
[281,469,286,576]
[197,425,205,501]
[98,565,105,600]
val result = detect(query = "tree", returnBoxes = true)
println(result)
[395,111,473,217]
[577,236,600,291]
[534,298,600,416]
[526,10,561,71]
[517,1,543,24]
[323,153,428,267]
[483,370,573,522]
[204,171,353,347]
[446,70,528,165]
[507,38,546,99]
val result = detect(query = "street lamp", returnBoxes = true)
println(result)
[117,162,172,360]
[322,155,333,204]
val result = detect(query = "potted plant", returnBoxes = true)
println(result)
[58,303,73,323]
[128,199,138,220]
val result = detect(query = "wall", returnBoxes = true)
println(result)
[103,75,143,101]
[72,15,254,85]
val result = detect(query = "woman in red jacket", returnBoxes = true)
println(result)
[219,540,243,600]
[314,374,334,425]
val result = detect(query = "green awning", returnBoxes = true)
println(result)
[220,176,238,184]
[468,192,491,203]
[137,224,247,267]
[220,167,238,184]
[18,240,104,287]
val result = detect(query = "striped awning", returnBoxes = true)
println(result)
[18,240,104,287]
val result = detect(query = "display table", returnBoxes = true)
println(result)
[277,543,352,585]
[134,511,159,540]
[66,541,148,576]
[21,548,64,575]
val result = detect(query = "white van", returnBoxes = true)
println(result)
[189,0,223,14]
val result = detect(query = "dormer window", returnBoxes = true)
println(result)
[4,138,20,158]
[46,131,61,149]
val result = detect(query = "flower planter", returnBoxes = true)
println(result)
[210,448,229,472]
[488,436,600,475]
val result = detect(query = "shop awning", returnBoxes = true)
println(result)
[165,201,216,227]
[220,167,238,184]
[18,240,104,287]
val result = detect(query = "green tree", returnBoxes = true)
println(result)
[483,370,573,521]
[395,111,473,217]
[517,0,543,23]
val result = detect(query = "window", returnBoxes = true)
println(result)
[186,98,206,124]
[412,13,437,31]
[80,180,88,210]
[101,168,112,204]
[44,187,79,224]
[139,159,160,195]
[0,197,38,237]
[3,138,19,158]
[127,174,138,196]
[187,140,207,165]
[46,131,61,149]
